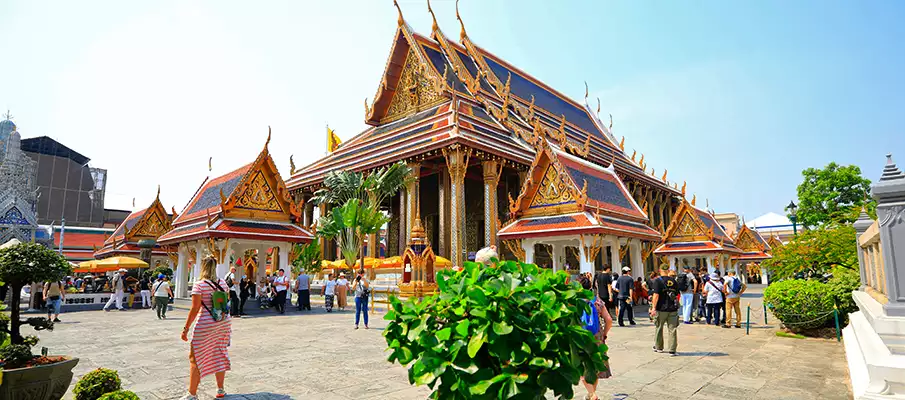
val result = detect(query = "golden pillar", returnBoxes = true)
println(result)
[444,146,471,267]
[482,160,502,247]
[405,162,421,245]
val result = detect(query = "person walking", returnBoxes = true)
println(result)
[713,270,727,325]
[724,271,746,328]
[324,274,337,312]
[678,264,697,324]
[43,279,64,322]
[593,265,614,313]
[650,264,680,355]
[272,269,289,314]
[353,271,370,329]
[103,269,128,312]
[153,274,172,320]
[613,267,635,326]
[181,257,231,399]
[238,277,252,316]
[336,273,350,311]
[295,272,311,311]
[578,274,612,399]
[225,267,240,318]
[139,277,152,309]
[704,272,725,326]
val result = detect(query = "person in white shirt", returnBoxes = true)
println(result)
[323,274,337,312]
[272,269,289,314]
[152,274,173,319]
[704,273,725,326]
[225,267,240,318]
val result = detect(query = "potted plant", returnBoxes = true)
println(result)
[0,242,79,400]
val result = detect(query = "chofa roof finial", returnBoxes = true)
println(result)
[394,0,405,27]
[265,126,271,149]
[427,0,438,33]
[456,0,467,41]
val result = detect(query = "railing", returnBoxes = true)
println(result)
[858,220,888,303]
[370,287,398,314]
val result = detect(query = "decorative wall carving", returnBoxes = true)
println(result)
[235,171,283,212]
[382,48,445,124]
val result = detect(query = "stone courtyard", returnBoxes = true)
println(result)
[32,286,853,400]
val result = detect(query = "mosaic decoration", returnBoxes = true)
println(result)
[235,171,283,212]
[735,228,760,252]
[0,207,29,225]
[129,208,168,238]
[383,48,445,124]
[530,165,574,209]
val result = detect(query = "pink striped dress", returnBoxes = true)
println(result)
[190,279,232,377]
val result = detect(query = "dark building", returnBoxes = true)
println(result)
[20,136,108,227]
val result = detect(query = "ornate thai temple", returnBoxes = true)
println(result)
[94,188,176,269]
[654,198,741,274]
[730,224,773,284]
[0,114,45,244]
[158,132,314,297]
[288,3,683,275]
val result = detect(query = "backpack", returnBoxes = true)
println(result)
[658,277,680,312]
[225,273,234,288]
[676,273,689,292]
[730,277,742,294]
[580,299,601,335]
[201,280,230,321]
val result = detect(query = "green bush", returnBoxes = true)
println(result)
[827,268,861,318]
[764,279,834,332]
[383,259,608,399]
[73,368,122,400]
[98,390,140,400]
[0,344,35,369]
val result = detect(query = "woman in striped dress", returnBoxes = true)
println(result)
[181,257,232,400]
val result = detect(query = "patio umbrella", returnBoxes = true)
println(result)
[94,256,148,273]
[435,256,452,268]
[74,260,100,273]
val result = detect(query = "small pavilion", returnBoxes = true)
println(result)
[654,198,742,274]
[730,224,773,284]
[94,188,175,269]
[498,140,661,278]
[158,133,314,298]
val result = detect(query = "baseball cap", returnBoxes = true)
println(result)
[622,266,631,273]
[157,274,165,279]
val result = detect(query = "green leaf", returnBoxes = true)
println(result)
[529,357,553,368]
[467,329,486,358]
[492,321,513,335]
[466,287,489,305]
[455,320,470,337]
[436,327,452,341]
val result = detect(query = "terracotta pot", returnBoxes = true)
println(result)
[0,357,79,400]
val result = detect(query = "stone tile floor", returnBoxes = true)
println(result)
[31,286,853,399]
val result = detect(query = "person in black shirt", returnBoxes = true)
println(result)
[650,263,680,355]
[593,265,614,311]
[613,267,636,326]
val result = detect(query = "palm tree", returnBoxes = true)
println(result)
[310,162,412,272]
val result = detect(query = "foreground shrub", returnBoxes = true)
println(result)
[0,344,35,369]
[98,390,140,400]
[827,268,861,321]
[73,368,122,400]
[764,279,834,332]
[384,259,608,399]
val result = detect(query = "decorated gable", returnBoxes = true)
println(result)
[234,169,285,213]
[221,140,300,222]
[529,163,575,209]
[663,201,713,243]
[128,203,171,240]
[382,48,446,124]
[735,225,769,253]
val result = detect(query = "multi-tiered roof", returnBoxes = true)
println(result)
[732,224,773,262]
[655,199,742,255]
[498,139,660,241]
[158,133,313,245]
[287,4,681,196]
[95,189,174,258]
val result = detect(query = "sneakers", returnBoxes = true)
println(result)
[180,395,198,400]
[103,308,110,312]
[53,318,61,323]
[683,321,693,325]
[735,325,742,328]
[629,321,637,326]
[721,325,731,329]
[667,351,677,356]
[216,388,227,398]
[653,346,663,353]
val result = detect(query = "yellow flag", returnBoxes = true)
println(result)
[327,127,342,152]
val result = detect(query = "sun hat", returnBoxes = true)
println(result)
[621,266,631,273]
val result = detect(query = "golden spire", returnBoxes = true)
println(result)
[456,0,467,41]
[596,97,601,114]
[661,169,668,182]
[584,81,589,104]
[681,181,687,196]
[219,188,227,207]
[156,184,161,200]
[394,0,404,27]
[691,194,697,206]
[639,153,645,166]
[609,113,613,130]
[619,136,625,151]
[289,155,297,175]
[427,0,438,33]
[265,126,272,149]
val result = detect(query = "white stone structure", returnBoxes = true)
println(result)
[844,154,905,399]
[0,115,41,244]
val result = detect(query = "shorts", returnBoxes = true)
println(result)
[47,298,62,314]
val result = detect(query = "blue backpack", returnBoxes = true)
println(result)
[730,277,743,294]
[581,300,601,335]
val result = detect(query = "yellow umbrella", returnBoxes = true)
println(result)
[95,256,148,272]
[74,260,99,273]
[353,257,381,269]
[378,256,402,269]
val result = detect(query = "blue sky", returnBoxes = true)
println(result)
[1,1,903,220]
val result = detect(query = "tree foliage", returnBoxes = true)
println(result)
[0,242,71,344]
[310,162,411,271]
[761,223,858,281]
[291,241,323,276]
[795,162,875,227]
[384,259,608,399]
